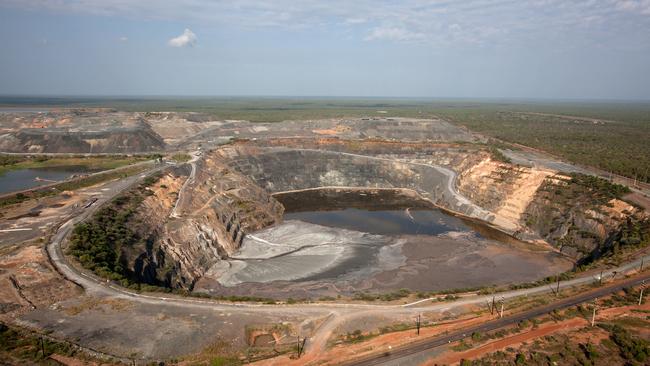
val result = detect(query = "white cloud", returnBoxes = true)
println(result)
[344,17,367,25]
[119,36,128,42]
[3,0,650,45]
[613,0,650,14]
[168,28,197,47]
[364,26,424,42]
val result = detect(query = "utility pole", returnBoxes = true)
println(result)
[499,297,505,319]
[416,314,421,335]
[591,299,598,327]
[599,270,603,285]
[491,296,496,315]
[640,281,646,306]
[556,274,561,295]
[297,337,302,358]
[641,258,645,272]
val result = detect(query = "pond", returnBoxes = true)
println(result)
[284,207,473,236]
[0,166,98,194]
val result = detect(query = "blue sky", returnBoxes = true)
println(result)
[1,0,650,99]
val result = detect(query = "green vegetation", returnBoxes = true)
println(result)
[459,308,650,366]
[601,324,649,363]
[488,146,512,164]
[67,173,162,287]
[169,153,192,162]
[0,154,147,175]
[582,217,650,266]
[433,104,650,184]
[353,288,411,301]
[0,322,89,364]
[568,173,631,202]
[343,329,374,344]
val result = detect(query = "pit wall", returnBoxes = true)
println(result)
[238,138,487,172]
[218,146,516,231]
[158,153,284,288]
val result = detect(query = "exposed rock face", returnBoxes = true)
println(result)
[216,145,505,229]
[455,157,642,260]
[122,172,187,286]
[522,176,640,259]
[119,153,284,289]
[456,159,554,230]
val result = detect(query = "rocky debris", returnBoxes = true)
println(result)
[0,110,221,153]
[0,127,166,153]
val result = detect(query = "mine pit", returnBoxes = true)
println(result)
[196,188,572,299]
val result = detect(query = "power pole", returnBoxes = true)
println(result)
[416,314,421,335]
[641,258,645,272]
[556,275,561,296]
[491,296,496,315]
[499,297,505,319]
[297,337,302,358]
[599,270,603,285]
[640,281,646,306]
[591,299,598,327]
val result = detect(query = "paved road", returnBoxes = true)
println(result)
[345,272,650,366]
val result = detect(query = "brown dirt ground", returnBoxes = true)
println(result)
[251,309,495,366]
[0,244,80,319]
[422,301,650,365]
[423,318,588,365]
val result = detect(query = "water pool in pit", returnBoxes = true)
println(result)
[199,189,572,297]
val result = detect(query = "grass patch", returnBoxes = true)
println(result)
[0,154,147,175]
[0,163,151,208]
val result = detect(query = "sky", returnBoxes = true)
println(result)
[1,0,650,99]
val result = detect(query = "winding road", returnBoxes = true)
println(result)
[43,153,650,364]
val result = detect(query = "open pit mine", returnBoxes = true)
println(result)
[0,109,647,364]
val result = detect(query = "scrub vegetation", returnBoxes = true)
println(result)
[0,154,147,175]
[68,173,164,288]
[0,322,90,364]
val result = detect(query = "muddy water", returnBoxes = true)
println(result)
[285,207,472,236]
[0,166,97,194]
[200,188,572,297]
